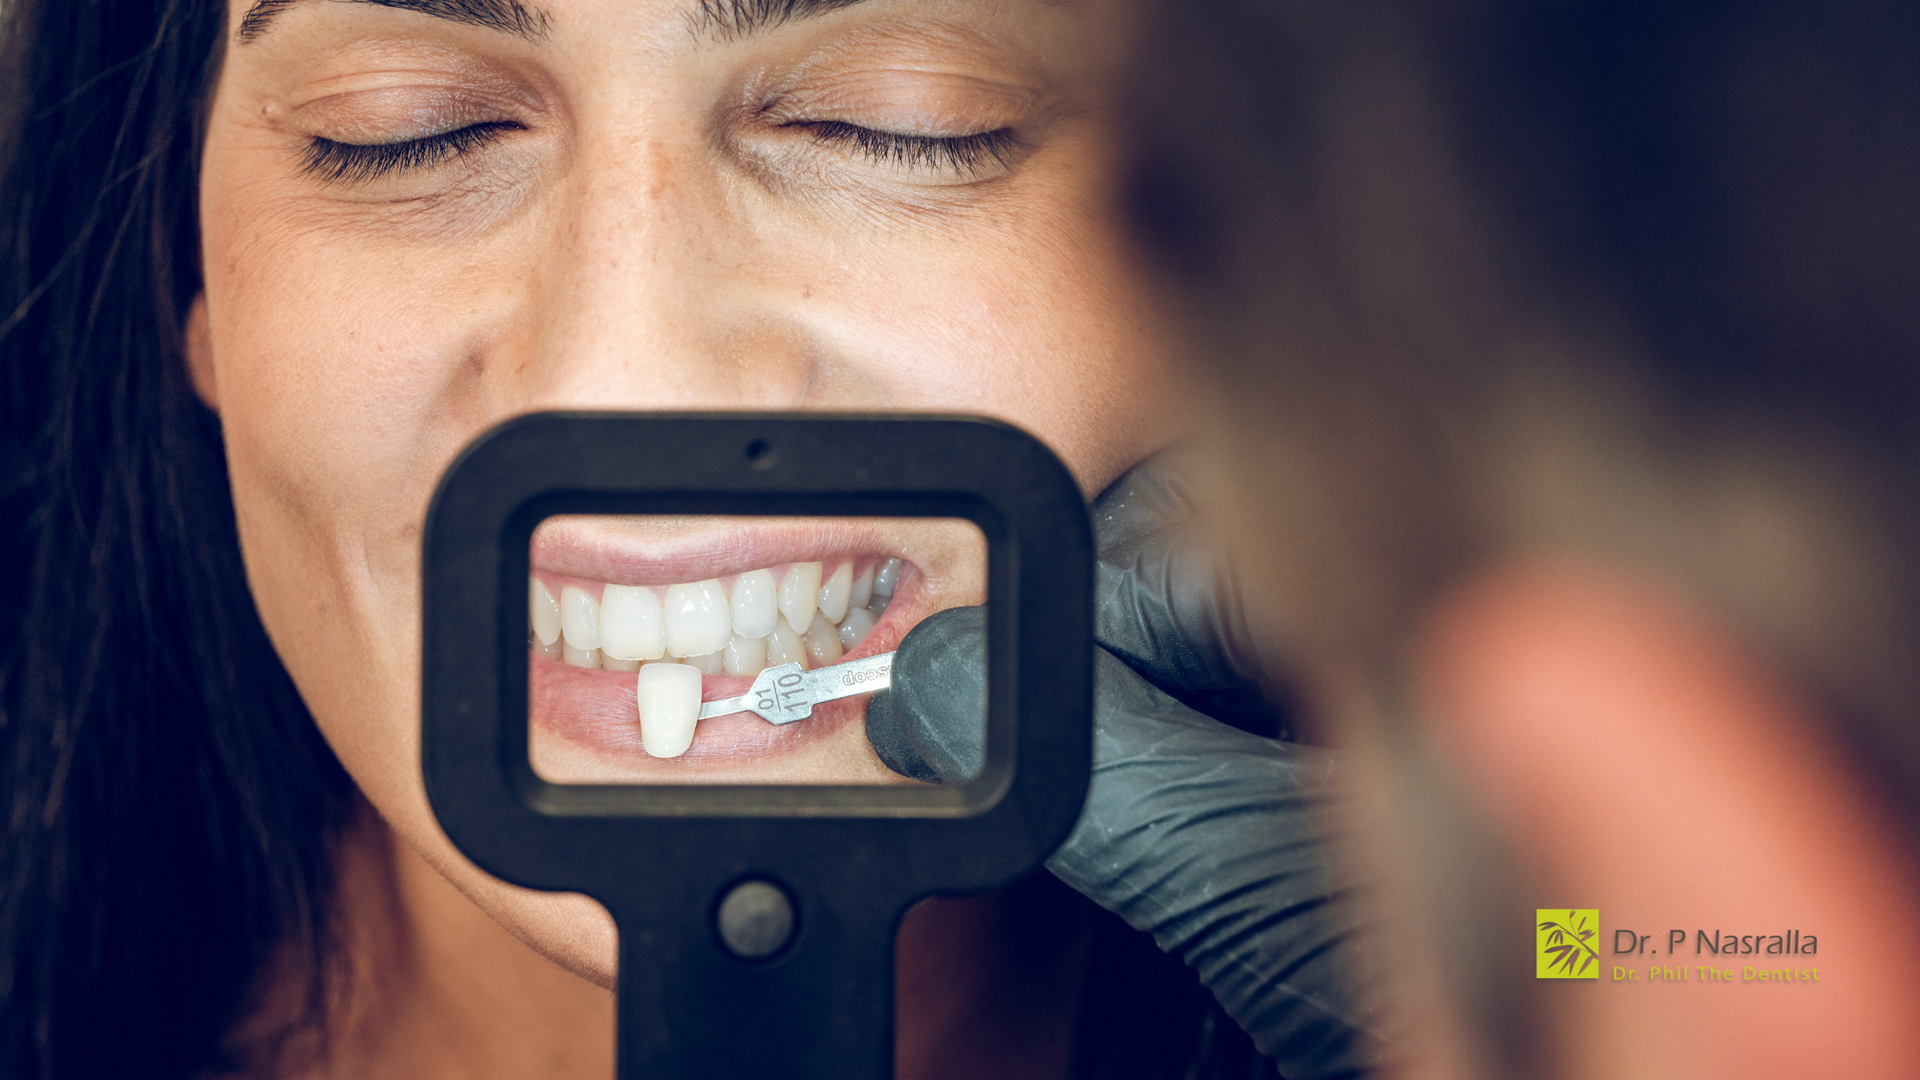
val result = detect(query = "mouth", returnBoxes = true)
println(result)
[526,516,941,781]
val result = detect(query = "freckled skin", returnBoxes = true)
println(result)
[191,0,1184,1073]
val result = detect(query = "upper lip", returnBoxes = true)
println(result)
[531,515,909,583]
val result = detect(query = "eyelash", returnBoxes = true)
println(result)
[803,122,1019,178]
[297,119,1018,184]
[299,121,521,184]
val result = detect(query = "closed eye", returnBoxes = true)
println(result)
[299,121,523,184]
[801,121,1019,179]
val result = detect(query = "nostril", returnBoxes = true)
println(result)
[745,438,776,470]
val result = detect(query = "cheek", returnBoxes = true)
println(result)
[200,170,510,571]
[800,180,1186,492]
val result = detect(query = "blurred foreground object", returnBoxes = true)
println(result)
[1120,0,1920,1077]
[870,457,1386,1077]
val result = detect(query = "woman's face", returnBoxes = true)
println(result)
[193,0,1182,983]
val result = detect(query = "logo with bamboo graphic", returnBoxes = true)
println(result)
[1536,909,1599,978]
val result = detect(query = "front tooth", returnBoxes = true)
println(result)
[685,650,726,675]
[779,562,822,635]
[849,563,875,610]
[560,586,601,651]
[530,577,562,647]
[724,633,768,676]
[766,617,808,670]
[665,579,730,657]
[872,557,903,600]
[817,562,853,624]
[564,644,602,669]
[837,607,877,649]
[637,663,701,759]
[603,655,640,672]
[531,633,562,661]
[730,569,779,638]
[601,584,665,662]
[803,613,844,667]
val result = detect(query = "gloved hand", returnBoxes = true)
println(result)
[1085,449,1294,741]
[865,454,1387,1079]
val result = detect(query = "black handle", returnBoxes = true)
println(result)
[613,886,896,1079]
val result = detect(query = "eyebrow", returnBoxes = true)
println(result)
[690,0,875,41]
[236,0,554,44]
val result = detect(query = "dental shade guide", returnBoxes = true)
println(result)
[697,653,895,725]
[422,413,1092,1080]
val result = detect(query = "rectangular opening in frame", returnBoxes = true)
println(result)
[525,513,988,791]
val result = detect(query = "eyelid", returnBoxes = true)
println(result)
[744,69,1036,184]
[284,47,552,117]
[294,93,523,146]
[757,71,1036,140]
[283,61,550,145]
[299,121,521,184]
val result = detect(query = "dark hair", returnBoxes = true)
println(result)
[0,0,356,1075]
[0,4,1270,1078]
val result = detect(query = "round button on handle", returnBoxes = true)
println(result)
[715,879,796,960]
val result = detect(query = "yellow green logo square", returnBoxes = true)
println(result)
[1536,909,1599,978]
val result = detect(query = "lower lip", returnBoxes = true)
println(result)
[528,574,922,776]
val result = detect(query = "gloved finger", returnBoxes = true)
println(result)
[1091,452,1291,738]
[862,605,986,783]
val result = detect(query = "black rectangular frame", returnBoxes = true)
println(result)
[420,413,1094,1078]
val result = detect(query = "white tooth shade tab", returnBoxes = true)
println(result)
[730,569,778,639]
[637,663,701,759]
[530,578,562,647]
[779,562,822,635]
[665,580,730,658]
[560,586,601,651]
[817,562,853,624]
[849,564,875,610]
[803,613,844,667]
[837,607,877,649]
[724,633,768,676]
[600,585,666,661]
[766,617,808,670]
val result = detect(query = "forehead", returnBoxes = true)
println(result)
[231,0,1018,44]
[218,0,1128,110]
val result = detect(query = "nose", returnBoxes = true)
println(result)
[483,127,819,416]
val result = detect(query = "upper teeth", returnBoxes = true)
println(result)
[531,558,902,757]
[777,561,823,636]
[600,585,664,661]
[663,580,730,658]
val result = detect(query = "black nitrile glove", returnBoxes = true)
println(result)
[1087,450,1294,740]
[864,456,1386,1079]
